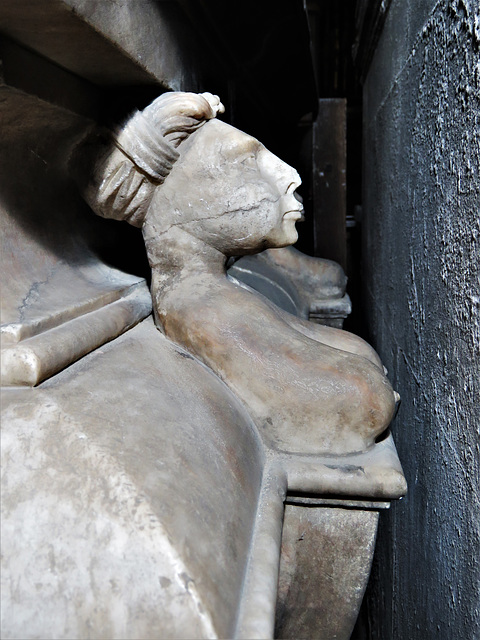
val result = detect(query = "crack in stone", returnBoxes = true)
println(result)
[147,195,280,239]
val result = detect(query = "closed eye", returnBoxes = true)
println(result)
[240,154,258,169]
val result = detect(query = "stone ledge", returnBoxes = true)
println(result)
[1,285,152,386]
[0,0,198,89]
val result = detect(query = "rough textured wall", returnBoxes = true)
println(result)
[362,0,480,638]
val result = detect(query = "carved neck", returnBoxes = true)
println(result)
[142,216,228,292]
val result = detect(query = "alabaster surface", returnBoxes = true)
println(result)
[0,90,153,387]
[1,318,263,640]
[1,86,407,640]
[239,246,348,302]
[228,246,352,326]
[77,91,398,457]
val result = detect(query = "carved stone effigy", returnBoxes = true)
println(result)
[229,246,352,328]
[1,90,406,640]
[76,92,405,633]
[79,92,396,457]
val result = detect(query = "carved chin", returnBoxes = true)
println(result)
[267,221,299,248]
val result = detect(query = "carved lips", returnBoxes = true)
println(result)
[283,208,304,221]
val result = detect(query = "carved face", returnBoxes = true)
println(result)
[148,119,303,255]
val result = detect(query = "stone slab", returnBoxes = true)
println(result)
[0,0,199,89]
[1,317,264,639]
[275,506,379,639]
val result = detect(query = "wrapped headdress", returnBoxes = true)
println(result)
[77,92,225,227]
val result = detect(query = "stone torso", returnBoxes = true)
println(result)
[152,264,395,455]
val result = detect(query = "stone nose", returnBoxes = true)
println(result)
[279,161,302,194]
[259,149,302,194]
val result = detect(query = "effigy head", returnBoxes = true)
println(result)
[78,92,224,227]
[150,118,304,253]
[79,91,303,254]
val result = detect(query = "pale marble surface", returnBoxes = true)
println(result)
[1,87,407,640]
[0,88,152,386]
[81,91,398,456]
[1,318,264,639]
[229,246,352,327]
[1,317,405,640]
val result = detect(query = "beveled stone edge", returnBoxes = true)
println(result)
[308,293,352,318]
[277,433,407,500]
[1,285,152,387]
[1,282,144,346]
[235,433,405,639]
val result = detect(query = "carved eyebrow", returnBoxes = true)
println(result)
[234,138,262,156]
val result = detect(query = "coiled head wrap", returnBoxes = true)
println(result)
[77,92,224,227]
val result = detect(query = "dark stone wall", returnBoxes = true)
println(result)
[361,0,480,638]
